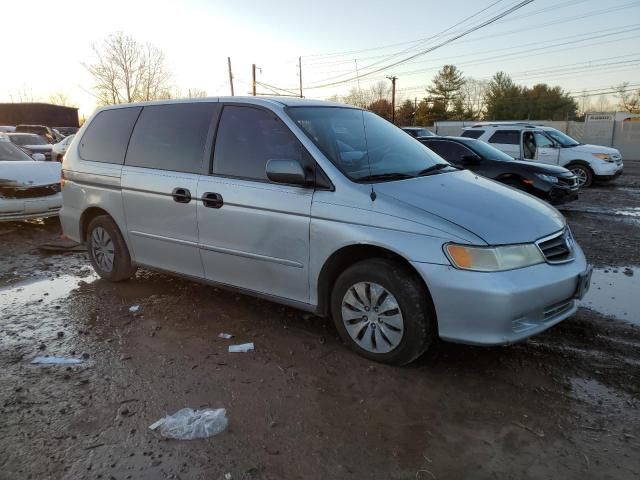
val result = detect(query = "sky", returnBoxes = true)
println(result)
[1,0,639,117]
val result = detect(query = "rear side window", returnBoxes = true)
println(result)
[461,129,484,139]
[423,140,472,164]
[125,103,217,173]
[213,106,303,181]
[488,130,520,145]
[79,107,141,164]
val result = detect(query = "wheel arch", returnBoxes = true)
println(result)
[79,207,114,243]
[316,243,435,318]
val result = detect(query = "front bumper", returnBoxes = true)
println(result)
[547,186,578,205]
[412,243,589,345]
[0,193,62,222]
[595,167,623,181]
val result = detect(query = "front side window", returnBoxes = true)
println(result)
[461,129,484,139]
[533,132,554,149]
[213,106,303,181]
[125,103,217,173]
[80,107,142,164]
[287,107,450,182]
[488,130,520,145]
[0,142,33,161]
[545,129,580,147]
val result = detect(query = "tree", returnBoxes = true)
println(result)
[368,99,393,121]
[461,78,488,120]
[614,82,640,113]
[85,32,172,105]
[396,100,415,126]
[426,65,465,118]
[414,97,447,125]
[525,84,578,120]
[484,71,527,120]
[369,81,390,103]
[48,92,76,107]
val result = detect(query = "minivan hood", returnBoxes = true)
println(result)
[373,170,565,245]
[0,160,61,186]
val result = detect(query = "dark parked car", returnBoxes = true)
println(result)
[7,133,53,161]
[402,127,435,138]
[420,136,579,205]
[15,124,56,143]
[55,126,79,137]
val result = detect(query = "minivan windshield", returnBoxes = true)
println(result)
[545,129,580,147]
[287,107,452,182]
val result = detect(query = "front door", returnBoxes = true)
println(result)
[197,104,313,303]
[121,102,219,278]
[533,131,560,165]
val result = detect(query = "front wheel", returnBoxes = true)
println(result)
[568,164,593,188]
[86,215,137,282]
[330,258,436,365]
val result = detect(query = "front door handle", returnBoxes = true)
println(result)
[172,187,191,203]
[202,192,224,208]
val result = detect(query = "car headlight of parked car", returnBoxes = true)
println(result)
[534,173,560,184]
[593,153,614,162]
[445,243,545,272]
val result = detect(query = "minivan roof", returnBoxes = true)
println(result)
[94,96,352,113]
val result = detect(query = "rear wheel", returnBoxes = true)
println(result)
[568,164,593,188]
[86,215,136,281]
[330,258,436,365]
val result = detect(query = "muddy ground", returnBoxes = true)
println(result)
[1,162,639,480]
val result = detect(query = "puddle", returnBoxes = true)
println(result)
[0,273,97,308]
[579,266,640,325]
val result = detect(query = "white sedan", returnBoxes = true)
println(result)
[51,134,75,162]
[0,136,62,222]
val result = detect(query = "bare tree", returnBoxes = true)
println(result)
[595,94,614,113]
[186,88,208,98]
[85,32,172,105]
[48,92,76,107]
[461,77,488,120]
[369,81,390,103]
[9,84,36,102]
[614,82,640,114]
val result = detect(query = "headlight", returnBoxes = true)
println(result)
[593,153,614,162]
[445,243,544,272]
[535,173,559,184]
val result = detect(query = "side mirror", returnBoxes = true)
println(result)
[265,159,310,186]
[32,153,46,161]
[461,154,481,165]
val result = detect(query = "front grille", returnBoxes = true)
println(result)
[537,229,574,264]
[558,175,579,190]
[544,299,574,320]
[0,183,60,199]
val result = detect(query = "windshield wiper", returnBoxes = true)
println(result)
[358,172,415,182]
[416,163,452,176]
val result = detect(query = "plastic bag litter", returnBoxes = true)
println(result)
[218,332,234,339]
[129,305,140,313]
[228,342,254,353]
[149,408,228,440]
[31,356,82,365]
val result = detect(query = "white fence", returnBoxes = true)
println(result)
[433,112,640,160]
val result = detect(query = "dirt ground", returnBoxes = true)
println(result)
[1,162,639,480]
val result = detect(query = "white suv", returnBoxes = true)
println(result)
[461,122,623,187]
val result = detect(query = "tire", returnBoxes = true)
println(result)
[86,215,137,282]
[330,258,436,365]
[502,177,526,191]
[568,164,593,188]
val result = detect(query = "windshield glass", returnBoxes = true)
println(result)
[0,142,33,161]
[462,139,515,161]
[9,134,47,146]
[545,129,580,147]
[287,107,450,182]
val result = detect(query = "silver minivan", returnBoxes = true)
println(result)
[61,97,592,365]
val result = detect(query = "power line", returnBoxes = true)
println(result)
[304,0,534,89]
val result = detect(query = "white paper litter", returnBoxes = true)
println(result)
[228,342,254,353]
[31,356,83,365]
[218,332,234,339]
[129,305,140,313]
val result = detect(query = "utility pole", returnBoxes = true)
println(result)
[414,97,418,126]
[298,56,303,98]
[227,57,234,96]
[387,76,397,124]
[252,64,257,96]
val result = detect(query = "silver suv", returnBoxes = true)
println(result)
[61,98,591,365]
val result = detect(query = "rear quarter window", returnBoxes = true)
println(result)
[79,107,142,164]
[488,130,520,145]
[461,129,484,139]
[125,103,218,173]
